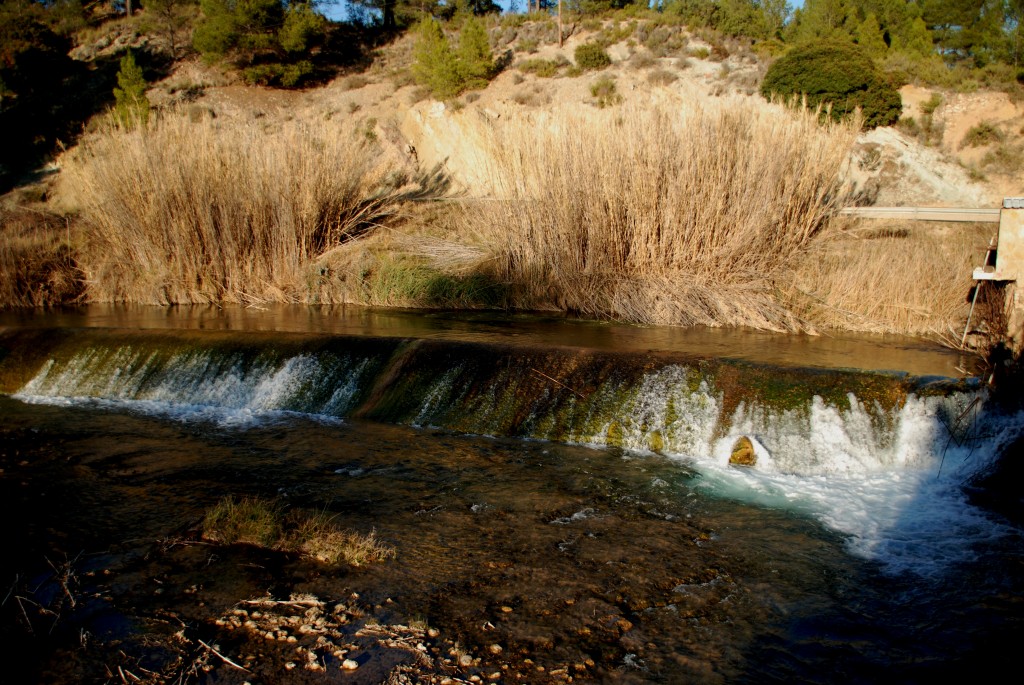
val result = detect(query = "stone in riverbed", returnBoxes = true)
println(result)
[729,436,757,467]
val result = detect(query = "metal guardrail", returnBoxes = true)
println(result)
[838,207,1002,223]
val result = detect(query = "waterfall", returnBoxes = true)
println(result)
[5,327,1021,574]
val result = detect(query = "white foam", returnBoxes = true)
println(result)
[14,347,366,428]
[660,398,1024,577]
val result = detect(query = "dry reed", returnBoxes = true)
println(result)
[60,113,447,304]
[0,209,83,308]
[460,101,859,330]
[787,221,992,338]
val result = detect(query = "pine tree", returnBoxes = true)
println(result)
[113,50,150,128]
[457,17,495,87]
[894,15,933,58]
[411,18,461,99]
[856,12,888,57]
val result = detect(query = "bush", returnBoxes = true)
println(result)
[647,69,678,86]
[961,121,1004,148]
[590,75,623,108]
[760,41,902,129]
[575,42,612,71]
[518,57,565,78]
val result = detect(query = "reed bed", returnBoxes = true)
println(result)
[787,221,993,338]
[61,114,443,304]
[0,209,83,308]
[460,101,859,331]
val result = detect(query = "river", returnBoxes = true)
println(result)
[0,305,1021,683]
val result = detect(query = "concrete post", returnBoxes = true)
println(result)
[1000,199,1024,353]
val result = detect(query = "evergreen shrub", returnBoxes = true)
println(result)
[575,42,612,71]
[760,41,901,129]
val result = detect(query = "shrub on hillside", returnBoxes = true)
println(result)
[518,57,566,78]
[960,121,1004,148]
[412,17,496,99]
[193,0,325,88]
[760,41,901,129]
[590,75,623,108]
[112,51,150,128]
[575,42,612,71]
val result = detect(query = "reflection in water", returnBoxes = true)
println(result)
[0,303,970,376]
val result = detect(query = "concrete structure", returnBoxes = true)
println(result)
[975,199,1024,352]
[839,206,1001,223]
[845,200,1024,353]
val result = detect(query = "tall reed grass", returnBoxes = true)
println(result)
[787,222,992,338]
[0,209,83,308]
[61,114,446,304]
[460,101,859,330]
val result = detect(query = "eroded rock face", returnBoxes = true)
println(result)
[729,435,757,467]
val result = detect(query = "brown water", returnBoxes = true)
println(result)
[0,307,1020,684]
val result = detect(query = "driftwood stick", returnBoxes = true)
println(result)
[530,368,585,399]
[198,639,252,673]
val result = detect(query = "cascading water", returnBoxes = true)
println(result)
[2,309,1023,683]
[6,326,1020,577]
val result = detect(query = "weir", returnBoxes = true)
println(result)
[0,322,1006,482]
[2,311,1024,683]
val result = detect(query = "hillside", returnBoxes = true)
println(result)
[117,25,1020,208]
[2,10,1022,349]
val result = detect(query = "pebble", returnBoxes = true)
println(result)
[459,654,474,667]
[284,662,296,671]
[427,628,440,638]
[470,677,481,683]
[500,606,513,613]
[488,644,503,655]
[342,659,359,670]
